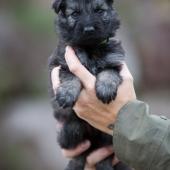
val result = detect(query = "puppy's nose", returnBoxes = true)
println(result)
[83,26,95,34]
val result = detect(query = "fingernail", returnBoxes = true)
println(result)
[81,140,90,149]
[66,46,72,52]
[65,46,69,54]
[66,46,69,50]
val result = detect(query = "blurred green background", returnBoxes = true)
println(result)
[0,0,170,170]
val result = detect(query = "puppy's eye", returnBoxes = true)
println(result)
[94,9,105,14]
[71,11,80,18]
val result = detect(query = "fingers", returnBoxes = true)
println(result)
[51,66,61,94]
[61,140,91,159]
[85,146,114,170]
[118,63,136,100]
[120,63,133,81]
[65,46,96,90]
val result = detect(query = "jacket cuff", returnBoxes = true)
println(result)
[113,100,169,170]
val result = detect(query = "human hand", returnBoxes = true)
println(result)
[64,46,136,135]
[61,141,119,170]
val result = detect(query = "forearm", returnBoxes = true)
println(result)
[113,100,170,170]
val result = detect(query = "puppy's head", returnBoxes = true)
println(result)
[53,0,120,46]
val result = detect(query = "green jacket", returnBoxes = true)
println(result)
[113,100,170,170]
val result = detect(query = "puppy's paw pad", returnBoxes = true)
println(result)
[96,81,117,104]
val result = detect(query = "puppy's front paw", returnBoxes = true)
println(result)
[55,85,78,108]
[96,80,117,104]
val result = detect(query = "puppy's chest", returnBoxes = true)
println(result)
[76,50,104,75]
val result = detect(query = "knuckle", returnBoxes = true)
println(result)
[86,84,95,92]
[85,77,95,91]
[69,65,78,73]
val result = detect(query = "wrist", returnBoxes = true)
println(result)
[105,100,136,136]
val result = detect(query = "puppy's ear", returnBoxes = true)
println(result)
[52,0,64,14]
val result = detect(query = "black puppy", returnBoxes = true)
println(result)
[49,0,131,170]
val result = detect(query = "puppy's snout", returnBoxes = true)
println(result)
[83,26,95,34]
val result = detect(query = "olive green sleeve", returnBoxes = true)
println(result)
[113,100,170,170]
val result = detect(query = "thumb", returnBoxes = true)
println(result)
[65,46,96,90]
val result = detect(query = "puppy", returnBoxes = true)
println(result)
[49,0,131,170]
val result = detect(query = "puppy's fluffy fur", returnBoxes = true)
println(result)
[49,0,131,169]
